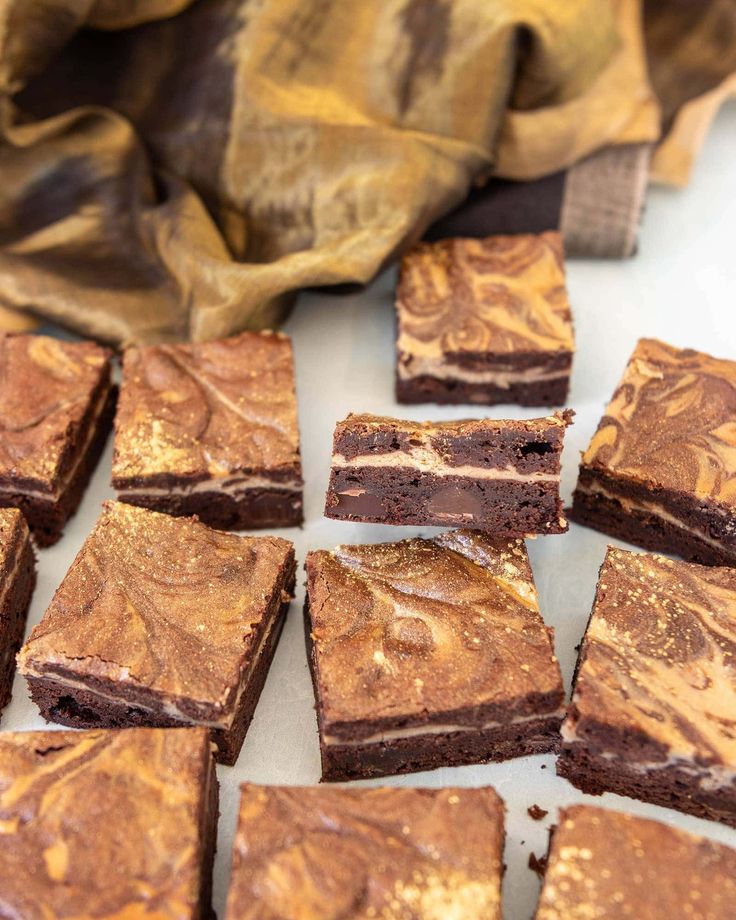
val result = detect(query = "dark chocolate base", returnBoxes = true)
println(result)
[24,592,293,766]
[0,537,36,711]
[320,716,562,782]
[117,487,303,531]
[570,487,736,567]
[199,752,219,920]
[558,742,736,829]
[396,373,569,408]
[326,467,566,534]
[0,387,117,547]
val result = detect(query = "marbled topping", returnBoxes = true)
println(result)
[536,805,736,920]
[306,530,562,734]
[0,507,29,566]
[0,727,213,917]
[226,785,504,920]
[396,232,574,363]
[18,502,294,717]
[567,546,736,766]
[112,331,301,483]
[581,338,736,506]
[0,333,111,487]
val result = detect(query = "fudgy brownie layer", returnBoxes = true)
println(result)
[558,743,736,828]
[25,594,291,766]
[0,387,117,547]
[0,538,36,711]
[570,483,735,567]
[326,468,566,533]
[396,373,570,407]
[198,748,219,920]
[118,487,303,530]
[320,715,562,782]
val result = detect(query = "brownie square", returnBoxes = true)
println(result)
[396,232,574,406]
[535,805,736,920]
[305,530,564,781]
[226,784,505,920]
[570,338,736,566]
[17,501,296,764]
[112,331,303,529]
[558,546,736,826]
[0,508,35,712]
[0,333,115,545]
[0,727,218,919]
[325,411,573,534]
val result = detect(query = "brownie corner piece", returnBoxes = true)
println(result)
[17,501,295,765]
[0,508,36,711]
[534,805,736,919]
[0,333,115,546]
[325,410,572,533]
[304,530,564,781]
[226,784,505,920]
[0,726,217,918]
[395,231,574,407]
[558,545,736,826]
[112,330,303,530]
[570,337,736,566]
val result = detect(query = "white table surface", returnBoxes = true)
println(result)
[6,101,736,919]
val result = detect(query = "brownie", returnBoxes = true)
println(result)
[534,805,736,919]
[0,333,115,545]
[226,784,505,920]
[396,232,574,406]
[17,501,296,765]
[558,546,736,826]
[0,727,218,918]
[570,338,736,566]
[325,410,573,534]
[0,508,35,712]
[112,331,303,530]
[305,530,564,781]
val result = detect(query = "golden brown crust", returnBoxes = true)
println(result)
[581,338,736,506]
[0,507,30,566]
[0,727,215,918]
[0,333,112,489]
[112,331,302,486]
[306,530,563,735]
[226,784,505,920]
[535,805,736,919]
[396,232,574,366]
[18,501,294,721]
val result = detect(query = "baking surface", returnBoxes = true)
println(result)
[5,102,736,918]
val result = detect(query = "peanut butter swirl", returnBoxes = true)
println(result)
[306,530,562,734]
[567,547,736,768]
[226,785,504,920]
[396,232,574,366]
[581,338,736,506]
[113,331,301,484]
[0,727,213,918]
[0,333,111,487]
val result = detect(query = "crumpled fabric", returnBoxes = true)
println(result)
[0,0,712,343]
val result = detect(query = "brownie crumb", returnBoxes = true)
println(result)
[528,804,548,821]
[528,852,548,877]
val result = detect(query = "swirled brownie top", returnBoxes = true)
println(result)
[112,331,301,485]
[581,338,736,507]
[226,785,504,920]
[396,232,574,361]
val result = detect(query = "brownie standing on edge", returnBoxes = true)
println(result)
[570,338,736,566]
[0,727,218,919]
[0,509,35,711]
[112,331,303,530]
[325,411,573,534]
[534,805,736,920]
[0,333,115,545]
[226,785,505,920]
[558,546,736,826]
[17,501,296,764]
[396,232,574,406]
[305,530,564,781]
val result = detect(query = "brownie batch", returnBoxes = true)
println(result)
[0,230,735,916]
